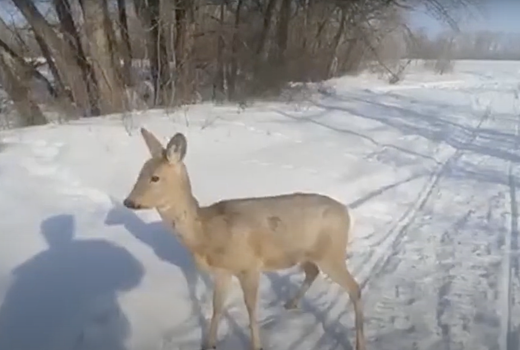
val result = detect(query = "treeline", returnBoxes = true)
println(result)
[0,0,474,127]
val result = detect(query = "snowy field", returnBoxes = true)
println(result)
[0,60,519,350]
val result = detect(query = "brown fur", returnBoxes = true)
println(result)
[123,128,366,350]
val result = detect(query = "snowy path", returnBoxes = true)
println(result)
[1,64,520,350]
[355,84,520,350]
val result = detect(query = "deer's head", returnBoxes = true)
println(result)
[123,128,190,210]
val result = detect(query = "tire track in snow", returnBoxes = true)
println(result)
[428,198,504,350]
[370,179,505,350]
[360,89,513,350]
[350,100,492,289]
[501,169,517,350]
[500,92,520,350]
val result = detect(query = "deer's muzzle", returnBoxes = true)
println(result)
[123,198,142,210]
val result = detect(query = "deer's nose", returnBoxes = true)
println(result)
[123,198,140,209]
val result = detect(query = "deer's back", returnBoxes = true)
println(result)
[199,193,351,271]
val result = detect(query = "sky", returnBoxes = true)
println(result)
[409,1,520,36]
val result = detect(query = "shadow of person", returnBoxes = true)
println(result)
[0,214,144,350]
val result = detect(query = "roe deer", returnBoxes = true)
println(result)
[123,128,366,350]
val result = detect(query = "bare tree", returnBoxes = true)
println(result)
[173,0,197,105]
[0,36,56,97]
[226,0,244,100]
[11,0,92,116]
[80,0,127,114]
[117,0,133,85]
[255,0,278,61]
[53,0,100,114]
[0,46,46,126]
[213,0,225,102]
[134,0,172,105]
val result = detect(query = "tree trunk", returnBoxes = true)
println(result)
[103,6,124,84]
[34,33,69,99]
[0,47,46,126]
[213,1,225,102]
[327,8,347,78]
[81,0,127,114]
[276,0,290,63]
[150,0,172,105]
[227,0,243,100]
[12,0,91,116]
[255,0,278,59]
[53,0,100,115]
[134,0,172,105]
[174,0,196,105]
[0,38,56,98]
[117,0,133,86]
[301,0,312,51]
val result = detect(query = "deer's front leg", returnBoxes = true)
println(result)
[237,270,262,350]
[202,270,232,350]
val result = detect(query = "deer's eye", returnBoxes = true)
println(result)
[151,175,160,183]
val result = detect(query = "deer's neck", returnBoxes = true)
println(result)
[157,184,204,250]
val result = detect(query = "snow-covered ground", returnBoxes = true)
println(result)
[0,60,519,350]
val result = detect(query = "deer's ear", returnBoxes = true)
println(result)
[165,132,187,163]
[140,128,164,157]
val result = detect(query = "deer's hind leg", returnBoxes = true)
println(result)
[284,261,320,310]
[317,257,366,350]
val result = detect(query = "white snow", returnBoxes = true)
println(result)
[0,60,519,350]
